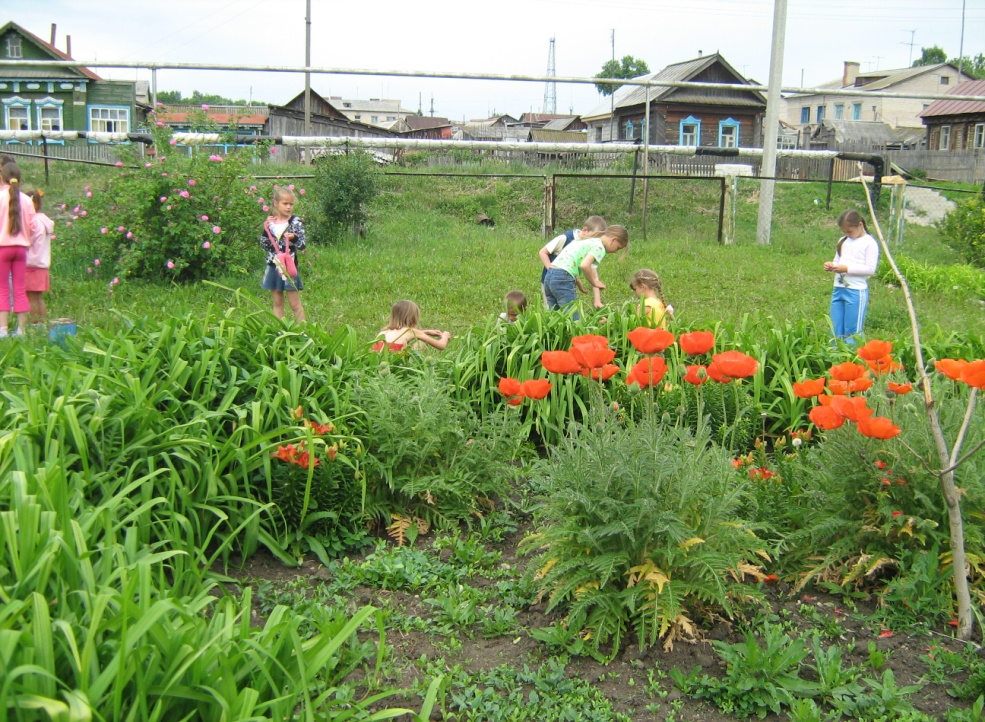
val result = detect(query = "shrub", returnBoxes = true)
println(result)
[939,198,985,269]
[309,150,380,238]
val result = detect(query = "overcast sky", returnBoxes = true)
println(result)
[7,0,984,120]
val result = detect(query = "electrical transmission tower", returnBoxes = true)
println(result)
[543,37,557,115]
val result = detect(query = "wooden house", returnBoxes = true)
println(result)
[919,79,985,151]
[396,115,453,140]
[0,21,140,139]
[581,53,765,147]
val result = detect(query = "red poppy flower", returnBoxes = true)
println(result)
[829,362,867,382]
[506,397,523,406]
[888,382,913,395]
[827,379,850,395]
[626,326,675,354]
[875,460,887,469]
[626,357,668,388]
[809,405,845,430]
[706,361,728,383]
[541,350,583,375]
[570,334,609,348]
[857,340,893,362]
[678,331,715,355]
[581,364,621,381]
[498,377,523,397]
[763,573,779,583]
[683,364,709,386]
[857,416,902,440]
[570,343,616,369]
[891,510,903,517]
[849,377,874,393]
[520,379,552,399]
[880,478,892,486]
[831,395,873,423]
[817,394,835,406]
[711,351,758,379]
[866,355,902,376]
[792,378,826,398]
[960,360,985,389]
[935,358,968,381]
[878,630,894,638]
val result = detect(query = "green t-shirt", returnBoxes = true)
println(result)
[551,238,606,279]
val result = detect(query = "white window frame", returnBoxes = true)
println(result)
[718,118,740,148]
[834,104,844,120]
[974,124,985,150]
[679,115,701,146]
[35,97,64,133]
[88,105,130,133]
[939,125,951,150]
[5,36,22,59]
[3,96,31,135]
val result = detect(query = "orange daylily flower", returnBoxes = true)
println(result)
[935,358,968,381]
[570,334,609,348]
[626,326,675,354]
[792,378,826,398]
[293,405,305,420]
[570,343,616,369]
[831,395,873,423]
[865,355,902,375]
[678,331,715,355]
[711,350,758,379]
[857,416,902,440]
[626,357,668,388]
[849,377,874,393]
[581,364,621,381]
[829,362,867,382]
[683,364,709,385]
[520,379,552,399]
[327,445,338,462]
[306,420,335,435]
[271,444,298,462]
[960,360,985,389]
[541,350,582,375]
[498,377,523,397]
[809,405,845,430]
[857,340,893,361]
[888,382,913,395]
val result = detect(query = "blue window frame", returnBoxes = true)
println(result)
[800,107,810,124]
[718,118,740,148]
[679,115,701,146]
[816,105,824,124]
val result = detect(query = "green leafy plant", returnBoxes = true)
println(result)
[309,149,380,237]
[938,197,985,269]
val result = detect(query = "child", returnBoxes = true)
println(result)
[260,186,306,323]
[499,290,528,323]
[544,225,629,320]
[539,215,606,307]
[27,189,53,326]
[823,210,878,340]
[0,163,35,337]
[629,269,673,328]
[373,300,451,352]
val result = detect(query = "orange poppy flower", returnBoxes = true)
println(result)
[829,362,867,382]
[849,377,874,393]
[541,350,582,375]
[792,378,826,398]
[570,343,616,369]
[506,397,523,406]
[857,416,902,440]
[581,364,621,381]
[627,357,668,388]
[830,395,873,423]
[570,334,609,348]
[520,379,552,399]
[888,382,913,395]
[960,360,985,389]
[626,326,675,354]
[711,350,758,379]
[683,364,709,385]
[498,377,523,397]
[935,358,968,381]
[857,340,893,362]
[678,331,715,356]
[706,361,728,383]
[827,379,849,395]
[809,405,845,430]
[817,394,835,406]
[865,355,902,376]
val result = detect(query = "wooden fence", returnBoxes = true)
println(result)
[3,141,137,164]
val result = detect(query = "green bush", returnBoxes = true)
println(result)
[939,198,985,269]
[309,150,380,238]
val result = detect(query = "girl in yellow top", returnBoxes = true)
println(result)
[630,269,673,328]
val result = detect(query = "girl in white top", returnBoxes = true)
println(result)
[27,189,53,325]
[823,209,879,340]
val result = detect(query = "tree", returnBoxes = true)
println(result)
[154,90,263,106]
[913,46,948,67]
[950,53,985,79]
[594,55,650,96]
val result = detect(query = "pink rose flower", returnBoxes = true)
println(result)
[249,185,257,191]
[60,204,67,210]
[112,277,120,285]
[66,222,72,227]
[126,231,133,239]
[87,267,92,274]
[169,139,177,146]
[81,210,87,217]
[212,226,221,234]
[85,191,92,198]
[72,215,79,221]
[94,258,101,266]
[101,228,108,234]
[118,226,125,232]
[145,162,153,168]
[156,102,164,108]
[262,205,268,212]
[258,197,264,203]
[299,189,306,195]
[84,186,90,192]
[160,196,167,202]
[166,205,172,210]
[156,121,164,127]
[114,161,123,167]
[167,261,175,269]
[203,241,211,249]
[269,146,277,154]
[188,179,196,186]
[202,104,209,110]
[288,184,295,190]
[179,191,190,198]
[201,215,209,221]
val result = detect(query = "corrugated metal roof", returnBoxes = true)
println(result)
[405,115,451,130]
[582,53,764,120]
[853,63,953,91]
[815,120,899,143]
[920,79,985,118]
[157,112,267,126]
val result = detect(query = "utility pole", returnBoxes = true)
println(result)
[610,30,615,142]
[543,37,557,114]
[958,0,967,77]
[756,0,788,245]
[303,0,311,162]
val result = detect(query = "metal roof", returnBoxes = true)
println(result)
[852,63,958,91]
[920,79,985,118]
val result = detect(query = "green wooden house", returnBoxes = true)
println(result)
[0,21,138,139]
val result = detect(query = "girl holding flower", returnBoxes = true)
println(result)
[260,185,306,322]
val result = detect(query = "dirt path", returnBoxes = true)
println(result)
[904,186,956,226]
